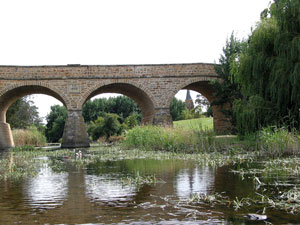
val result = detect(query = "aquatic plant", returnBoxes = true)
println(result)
[188,189,300,215]
[120,171,159,189]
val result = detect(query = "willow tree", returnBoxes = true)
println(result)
[235,0,300,134]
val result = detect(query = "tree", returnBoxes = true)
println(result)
[124,113,139,129]
[82,98,106,123]
[88,113,123,141]
[195,95,213,117]
[83,96,142,123]
[195,94,210,113]
[211,33,244,133]
[236,0,300,133]
[45,105,67,142]
[6,97,43,129]
[170,98,186,121]
[88,116,105,141]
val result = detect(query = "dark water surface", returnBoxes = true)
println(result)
[0,148,300,224]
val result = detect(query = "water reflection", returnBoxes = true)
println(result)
[175,166,215,199]
[23,162,68,209]
[85,174,136,202]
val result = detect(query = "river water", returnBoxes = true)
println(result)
[0,148,299,224]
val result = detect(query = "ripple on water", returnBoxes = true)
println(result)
[85,174,137,203]
[23,164,68,210]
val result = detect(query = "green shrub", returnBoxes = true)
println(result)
[124,113,139,129]
[88,113,123,142]
[12,126,46,147]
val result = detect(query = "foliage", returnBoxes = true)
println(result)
[169,97,186,121]
[45,105,67,142]
[124,125,221,153]
[88,116,105,141]
[12,126,46,147]
[234,95,275,135]
[183,108,202,120]
[195,94,209,112]
[236,0,300,133]
[83,96,142,123]
[124,126,191,152]
[121,172,158,190]
[88,113,123,141]
[258,126,300,157]
[205,105,213,117]
[124,113,139,129]
[12,145,36,151]
[212,33,244,133]
[195,94,213,117]
[6,97,43,129]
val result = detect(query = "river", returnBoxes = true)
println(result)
[0,147,299,224]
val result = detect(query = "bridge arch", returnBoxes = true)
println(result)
[167,77,230,134]
[0,82,69,148]
[166,77,219,106]
[0,82,68,123]
[81,81,155,124]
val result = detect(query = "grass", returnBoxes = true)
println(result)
[258,127,300,157]
[124,123,240,154]
[12,126,46,147]
[174,117,213,131]
[123,125,223,153]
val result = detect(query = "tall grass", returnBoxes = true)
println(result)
[124,125,219,153]
[12,126,46,147]
[258,127,300,157]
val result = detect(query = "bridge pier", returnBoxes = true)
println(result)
[152,108,173,127]
[0,122,14,149]
[61,110,90,148]
[213,105,233,135]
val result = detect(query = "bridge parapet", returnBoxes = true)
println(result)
[0,63,217,79]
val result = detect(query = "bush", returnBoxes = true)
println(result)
[88,113,123,142]
[12,126,47,147]
[124,113,139,129]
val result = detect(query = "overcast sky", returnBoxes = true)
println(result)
[0,0,271,120]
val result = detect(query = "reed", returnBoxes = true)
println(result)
[124,126,199,152]
[12,126,46,147]
[123,125,233,153]
[258,127,300,157]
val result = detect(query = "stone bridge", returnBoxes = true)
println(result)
[0,63,231,149]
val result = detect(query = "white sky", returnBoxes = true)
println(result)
[0,0,271,121]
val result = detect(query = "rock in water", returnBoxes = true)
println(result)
[246,214,267,221]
